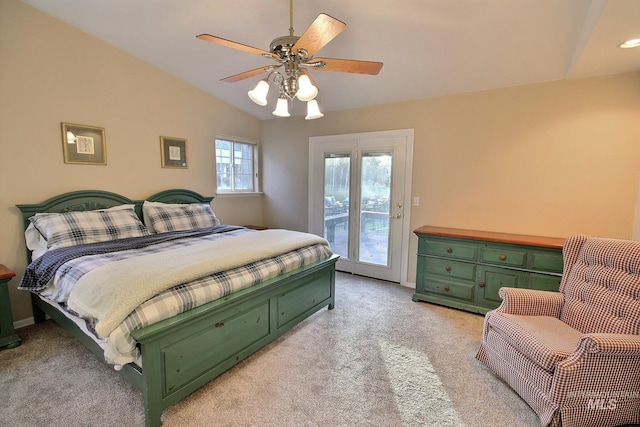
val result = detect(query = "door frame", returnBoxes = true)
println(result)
[308,129,414,286]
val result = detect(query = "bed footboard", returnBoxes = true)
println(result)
[132,255,338,427]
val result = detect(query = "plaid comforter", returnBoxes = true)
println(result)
[20,227,332,366]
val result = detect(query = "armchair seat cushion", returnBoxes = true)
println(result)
[487,312,583,371]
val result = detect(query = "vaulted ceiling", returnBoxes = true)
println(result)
[21,0,640,120]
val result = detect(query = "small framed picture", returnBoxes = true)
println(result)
[61,123,107,165]
[160,136,188,169]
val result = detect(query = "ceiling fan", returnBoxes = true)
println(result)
[196,0,383,119]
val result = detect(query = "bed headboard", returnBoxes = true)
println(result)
[147,189,214,205]
[16,189,215,262]
[16,189,214,230]
[16,190,138,232]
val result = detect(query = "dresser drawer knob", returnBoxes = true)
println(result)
[479,282,485,288]
[445,266,451,272]
[447,248,453,253]
[499,255,507,261]
[444,286,450,291]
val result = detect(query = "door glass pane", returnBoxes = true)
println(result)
[323,154,350,259]
[359,152,392,265]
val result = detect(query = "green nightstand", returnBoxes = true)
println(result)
[0,265,21,349]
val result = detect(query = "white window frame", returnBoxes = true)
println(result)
[214,134,260,194]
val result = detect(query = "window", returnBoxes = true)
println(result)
[215,136,259,193]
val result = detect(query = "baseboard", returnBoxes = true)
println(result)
[14,317,36,329]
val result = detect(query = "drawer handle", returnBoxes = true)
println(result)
[445,266,451,272]
[444,286,450,291]
[479,282,485,288]
[499,255,507,261]
[215,322,225,328]
[446,248,453,253]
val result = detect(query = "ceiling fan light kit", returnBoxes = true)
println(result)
[273,96,291,117]
[196,0,382,119]
[247,79,270,106]
[305,99,324,120]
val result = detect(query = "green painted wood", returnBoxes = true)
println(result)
[413,229,563,314]
[0,267,21,349]
[528,272,563,292]
[530,251,564,273]
[424,257,476,281]
[477,266,526,308]
[16,190,339,427]
[420,239,478,260]
[480,247,527,268]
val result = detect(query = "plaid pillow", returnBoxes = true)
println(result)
[30,206,148,250]
[143,202,220,233]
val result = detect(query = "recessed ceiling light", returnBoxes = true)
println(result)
[619,38,640,49]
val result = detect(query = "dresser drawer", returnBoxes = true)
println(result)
[480,247,526,267]
[530,252,563,273]
[422,240,478,261]
[528,273,562,292]
[422,276,475,302]
[424,257,476,281]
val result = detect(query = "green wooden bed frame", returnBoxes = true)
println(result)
[16,189,338,427]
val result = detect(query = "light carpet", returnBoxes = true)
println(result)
[0,272,541,426]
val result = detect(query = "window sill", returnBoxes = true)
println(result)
[215,192,264,198]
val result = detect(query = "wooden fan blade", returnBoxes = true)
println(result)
[196,34,277,59]
[220,66,271,83]
[312,58,383,75]
[292,14,346,57]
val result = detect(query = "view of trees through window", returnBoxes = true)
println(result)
[324,154,391,214]
[324,153,392,265]
[215,139,254,192]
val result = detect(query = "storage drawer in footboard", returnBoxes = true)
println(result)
[163,300,271,395]
[276,269,333,330]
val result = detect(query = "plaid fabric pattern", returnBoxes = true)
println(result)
[476,234,640,427]
[486,313,582,371]
[143,203,220,233]
[560,236,640,334]
[30,207,148,250]
[20,225,245,294]
[102,243,331,365]
[30,227,251,301]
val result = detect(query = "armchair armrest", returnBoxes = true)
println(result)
[578,333,640,355]
[552,333,640,407]
[495,287,564,317]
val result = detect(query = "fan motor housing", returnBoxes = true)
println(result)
[270,35,300,55]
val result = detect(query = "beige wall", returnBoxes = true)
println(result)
[3,0,640,324]
[262,72,640,283]
[0,1,263,322]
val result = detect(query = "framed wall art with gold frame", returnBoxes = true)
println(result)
[61,122,107,165]
[160,136,188,169]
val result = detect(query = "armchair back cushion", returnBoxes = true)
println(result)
[559,235,640,334]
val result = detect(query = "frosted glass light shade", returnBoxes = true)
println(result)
[248,80,269,106]
[305,99,323,120]
[296,74,318,101]
[272,97,290,117]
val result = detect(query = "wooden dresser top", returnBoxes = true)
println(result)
[413,226,566,249]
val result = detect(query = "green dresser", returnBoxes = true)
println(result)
[0,265,21,349]
[413,226,565,314]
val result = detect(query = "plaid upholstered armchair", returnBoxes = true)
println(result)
[476,234,640,427]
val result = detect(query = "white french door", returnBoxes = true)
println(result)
[309,129,413,283]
